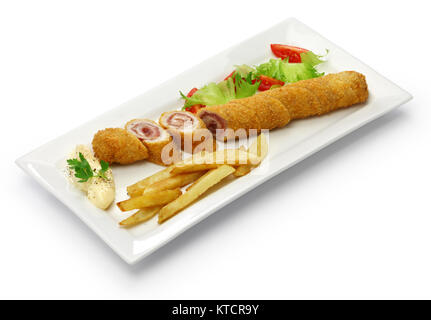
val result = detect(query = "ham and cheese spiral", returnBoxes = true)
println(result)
[159,111,201,131]
[159,110,216,154]
[125,119,177,166]
[198,71,369,139]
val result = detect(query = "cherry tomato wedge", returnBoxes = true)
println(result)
[224,71,235,81]
[186,104,204,114]
[270,44,308,63]
[186,87,198,97]
[184,88,205,114]
[258,75,285,91]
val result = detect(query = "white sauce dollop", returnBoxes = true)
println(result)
[67,145,115,210]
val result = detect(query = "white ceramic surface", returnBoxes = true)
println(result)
[16,18,412,264]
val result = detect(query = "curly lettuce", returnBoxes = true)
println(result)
[255,55,324,83]
[181,49,327,107]
[181,72,260,108]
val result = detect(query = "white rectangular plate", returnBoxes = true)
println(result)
[16,18,412,264]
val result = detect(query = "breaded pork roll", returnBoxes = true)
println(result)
[125,119,178,166]
[198,71,368,137]
[159,110,216,154]
[92,128,149,164]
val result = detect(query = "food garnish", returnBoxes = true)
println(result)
[270,44,309,62]
[67,145,115,210]
[67,152,110,183]
[180,74,260,109]
[254,55,324,83]
[180,44,327,110]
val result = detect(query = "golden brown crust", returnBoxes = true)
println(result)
[264,71,369,118]
[199,71,369,134]
[92,128,149,165]
[224,102,261,131]
[235,94,291,129]
[264,85,322,119]
[143,138,173,166]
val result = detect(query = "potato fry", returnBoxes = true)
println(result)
[117,189,182,212]
[143,172,205,194]
[185,178,199,192]
[233,164,253,177]
[234,134,268,177]
[119,206,161,227]
[232,145,250,176]
[127,166,174,197]
[185,171,211,192]
[158,165,235,223]
[171,150,260,174]
[249,133,269,159]
[171,163,220,174]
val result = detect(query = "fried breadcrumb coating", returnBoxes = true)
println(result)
[92,128,149,164]
[198,71,368,135]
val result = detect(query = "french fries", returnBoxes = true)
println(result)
[249,133,268,159]
[171,149,260,174]
[119,206,161,227]
[233,163,253,177]
[171,163,219,174]
[143,172,204,194]
[127,166,174,197]
[234,134,268,177]
[119,134,269,227]
[117,189,181,211]
[158,165,235,223]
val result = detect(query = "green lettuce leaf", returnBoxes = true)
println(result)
[181,82,228,108]
[300,50,327,66]
[255,59,288,81]
[234,64,256,78]
[255,55,325,83]
[217,77,236,102]
[280,62,324,83]
[234,72,260,99]
[181,73,259,108]
[180,49,327,107]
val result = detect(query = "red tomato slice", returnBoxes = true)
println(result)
[224,71,235,81]
[184,88,205,114]
[186,104,205,114]
[186,87,198,97]
[258,75,285,91]
[270,44,308,63]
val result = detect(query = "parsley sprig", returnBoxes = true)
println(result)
[67,152,110,183]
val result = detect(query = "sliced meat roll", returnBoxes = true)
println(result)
[198,71,369,140]
[92,128,149,164]
[159,110,217,154]
[125,119,177,166]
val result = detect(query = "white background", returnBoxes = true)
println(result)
[1,0,430,299]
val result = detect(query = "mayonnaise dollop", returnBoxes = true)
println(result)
[67,145,115,210]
